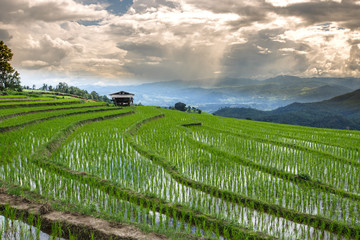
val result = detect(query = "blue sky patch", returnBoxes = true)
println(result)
[76,0,133,16]
[77,19,103,26]
[106,0,133,15]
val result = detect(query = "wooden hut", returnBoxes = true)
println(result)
[110,91,134,106]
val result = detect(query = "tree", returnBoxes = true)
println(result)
[0,41,21,91]
[41,83,48,91]
[90,91,98,100]
[175,102,187,111]
[56,82,68,92]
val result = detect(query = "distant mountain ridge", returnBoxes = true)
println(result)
[84,75,360,113]
[214,89,360,130]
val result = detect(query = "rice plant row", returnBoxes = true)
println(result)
[200,118,360,167]
[0,99,83,109]
[0,95,28,99]
[187,125,360,194]
[0,102,106,120]
[0,106,121,130]
[0,96,58,102]
[200,114,360,152]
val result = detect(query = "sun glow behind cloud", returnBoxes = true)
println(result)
[1,0,360,86]
[265,0,312,7]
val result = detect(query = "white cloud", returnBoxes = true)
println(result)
[279,47,307,55]
[21,60,49,68]
[257,45,272,54]
[0,0,108,24]
[265,0,318,7]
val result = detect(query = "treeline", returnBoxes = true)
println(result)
[23,82,112,103]
[170,102,202,114]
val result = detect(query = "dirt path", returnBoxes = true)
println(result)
[0,192,167,240]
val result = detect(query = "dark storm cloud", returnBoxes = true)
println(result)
[222,29,310,78]
[116,42,174,78]
[109,23,143,37]
[0,29,12,41]
[131,0,180,13]
[185,0,272,14]
[186,0,360,30]
[116,41,223,80]
[186,0,274,29]
[18,35,77,70]
[348,39,360,45]
[117,42,166,58]
[276,0,360,29]
[0,1,18,23]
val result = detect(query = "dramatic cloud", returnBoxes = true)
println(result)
[276,0,360,29]
[0,0,107,24]
[0,29,12,41]
[347,44,360,72]
[222,29,310,79]
[0,0,360,86]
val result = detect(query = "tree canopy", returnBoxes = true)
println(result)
[0,41,21,91]
[175,102,187,111]
[31,82,111,103]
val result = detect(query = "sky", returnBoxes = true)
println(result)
[1,0,360,87]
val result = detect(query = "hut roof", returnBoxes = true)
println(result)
[110,91,134,96]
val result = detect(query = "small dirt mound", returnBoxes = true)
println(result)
[39,203,52,215]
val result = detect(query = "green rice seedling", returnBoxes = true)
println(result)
[0,105,113,130]
[35,217,41,239]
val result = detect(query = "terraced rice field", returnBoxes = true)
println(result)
[0,93,359,239]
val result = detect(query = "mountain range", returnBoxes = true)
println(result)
[84,75,360,113]
[213,88,360,130]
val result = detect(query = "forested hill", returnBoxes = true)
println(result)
[214,88,360,130]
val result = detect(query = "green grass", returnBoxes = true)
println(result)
[0,106,119,129]
[0,99,82,106]
[0,102,105,118]
[0,97,56,101]
[0,95,28,98]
